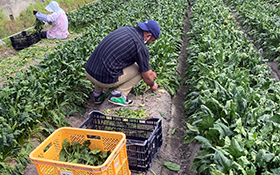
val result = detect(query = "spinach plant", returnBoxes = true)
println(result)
[59,139,110,166]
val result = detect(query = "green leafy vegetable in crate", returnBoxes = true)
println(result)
[59,139,111,166]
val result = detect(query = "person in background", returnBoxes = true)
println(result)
[85,20,160,107]
[33,1,69,39]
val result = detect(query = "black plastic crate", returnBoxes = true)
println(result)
[79,110,162,173]
[10,31,41,50]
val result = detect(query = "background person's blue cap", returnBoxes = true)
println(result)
[137,20,160,39]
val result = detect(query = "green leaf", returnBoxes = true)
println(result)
[201,105,214,117]
[186,123,199,133]
[201,115,214,128]
[100,151,109,159]
[83,140,91,148]
[237,156,250,168]
[228,137,244,158]
[211,122,234,139]
[59,149,67,162]
[62,139,70,149]
[214,150,231,172]
[231,161,247,175]
[163,161,181,171]
[256,149,274,167]
[71,142,82,152]
[194,136,212,149]
[91,149,101,155]
[158,111,167,119]
[271,167,280,175]
[233,118,247,136]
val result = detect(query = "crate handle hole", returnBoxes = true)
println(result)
[87,135,101,140]
[43,143,52,153]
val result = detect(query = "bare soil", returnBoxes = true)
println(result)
[0,47,16,60]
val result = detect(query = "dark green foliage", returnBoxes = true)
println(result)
[184,0,280,174]
[34,18,44,34]
[59,139,110,166]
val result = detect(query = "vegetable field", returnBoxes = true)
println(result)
[184,0,280,174]
[0,0,280,174]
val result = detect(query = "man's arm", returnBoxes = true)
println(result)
[141,70,158,91]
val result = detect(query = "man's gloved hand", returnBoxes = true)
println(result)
[33,10,38,15]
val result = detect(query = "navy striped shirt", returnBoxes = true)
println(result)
[85,26,150,84]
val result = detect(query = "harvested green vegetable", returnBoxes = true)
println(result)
[104,107,151,119]
[163,161,181,171]
[34,18,44,34]
[154,160,181,172]
[59,139,111,166]
[158,111,167,119]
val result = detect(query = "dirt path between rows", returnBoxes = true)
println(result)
[144,6,200,175]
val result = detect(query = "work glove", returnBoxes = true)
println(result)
[33,10,38,15]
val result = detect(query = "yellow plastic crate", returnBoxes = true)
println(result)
[29,127,130,175]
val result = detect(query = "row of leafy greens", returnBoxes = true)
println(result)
[184,0,280,174]
[223,0,280,64]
